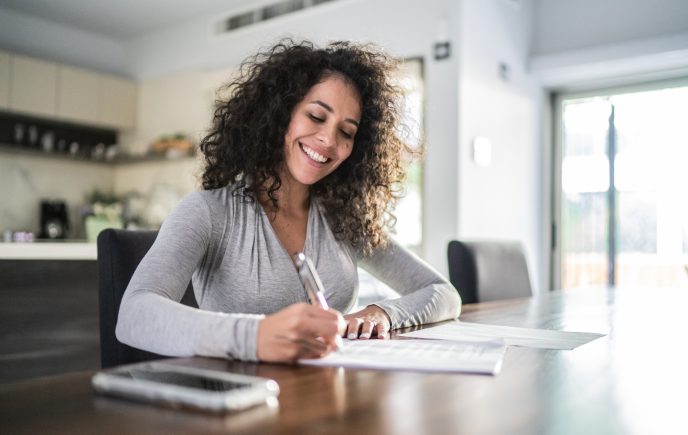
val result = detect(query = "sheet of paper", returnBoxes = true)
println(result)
[400,321,605,350]
[299,338,506,375]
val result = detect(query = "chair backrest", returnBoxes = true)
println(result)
[447,240,532,304]
[97,229,197,368]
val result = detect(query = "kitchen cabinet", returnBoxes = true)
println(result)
[10,54,58,118]
[57,65,100,125]
[0,50,9,109]
[99,75,137,130]
[3,50,137,131]
[58,67,137,130]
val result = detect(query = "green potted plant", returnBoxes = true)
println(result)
[83,190,123,242]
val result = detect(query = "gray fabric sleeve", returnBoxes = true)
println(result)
[115,192,263,361]
[359,238,462,329]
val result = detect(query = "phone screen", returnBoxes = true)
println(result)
[112,368,253,392]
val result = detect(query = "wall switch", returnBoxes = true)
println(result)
[433,42,451,60]
[472,137,492,167]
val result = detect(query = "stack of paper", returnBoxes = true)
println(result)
[400,321,605,350]
[299,338,506,375]
[299,322,604,376]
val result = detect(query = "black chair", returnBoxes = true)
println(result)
[97,229,197,368]
[447,240,532,304]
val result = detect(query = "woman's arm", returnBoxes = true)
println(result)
[346,237,461,337]
[115,192,264,361]
[115,192,343,361]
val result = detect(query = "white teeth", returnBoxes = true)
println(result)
[301,144,328,163]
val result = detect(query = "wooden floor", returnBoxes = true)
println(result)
[0,260,101,383]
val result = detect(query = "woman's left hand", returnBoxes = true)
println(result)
[343,305,391,339]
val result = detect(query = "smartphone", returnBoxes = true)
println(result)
[92,361,279,413]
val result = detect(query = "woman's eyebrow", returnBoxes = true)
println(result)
[310,100,359,127]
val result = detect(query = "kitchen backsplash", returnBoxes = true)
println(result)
[0,153,113,238]
[0,153,201,239]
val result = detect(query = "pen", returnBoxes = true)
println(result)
[294,252,330,309]
[294,252,344,350]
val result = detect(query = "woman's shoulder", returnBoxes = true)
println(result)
[192,184,242,203]
[192,184,255,217]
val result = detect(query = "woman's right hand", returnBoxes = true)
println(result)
[256,303,345,363]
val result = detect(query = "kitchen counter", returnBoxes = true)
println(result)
[0,241,97,260]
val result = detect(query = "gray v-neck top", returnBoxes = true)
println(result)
[116,185,461,361]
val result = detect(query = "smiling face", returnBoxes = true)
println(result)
[281,74,362,188]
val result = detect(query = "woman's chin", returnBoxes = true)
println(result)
[295,175,323,186]
[291,167,330,186]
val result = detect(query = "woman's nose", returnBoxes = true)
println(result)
[317,126,337,147]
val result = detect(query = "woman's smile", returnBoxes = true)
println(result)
[299,142,330,164]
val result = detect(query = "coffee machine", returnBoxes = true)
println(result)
[40,200,69,239]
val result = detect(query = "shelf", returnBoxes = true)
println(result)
[0,143,197,166]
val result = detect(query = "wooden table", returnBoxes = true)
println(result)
[1,288,686,435]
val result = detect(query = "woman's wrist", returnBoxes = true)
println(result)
[367,304,392,325]
[343,304,392,339]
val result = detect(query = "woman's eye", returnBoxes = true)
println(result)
[340,130,354,139]
[308,114,324,123]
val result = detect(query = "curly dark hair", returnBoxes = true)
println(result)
[200,39,417,255]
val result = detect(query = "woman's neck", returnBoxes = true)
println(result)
[259,173,311,256]
[259,175,310,217]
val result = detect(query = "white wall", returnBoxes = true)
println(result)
[0,7,130,77]
[457,0,544,293]
[125,1,455,80]
[530,0,688,90]
[532,0,688,55]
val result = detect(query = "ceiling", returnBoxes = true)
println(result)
[0,0,257,39]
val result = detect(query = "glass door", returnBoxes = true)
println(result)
[556,83,688,289]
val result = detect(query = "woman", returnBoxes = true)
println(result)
[116,40,461,363]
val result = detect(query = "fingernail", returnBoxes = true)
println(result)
[378,332,386,339]
[348,333,357,340]
[360,332,370,339]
